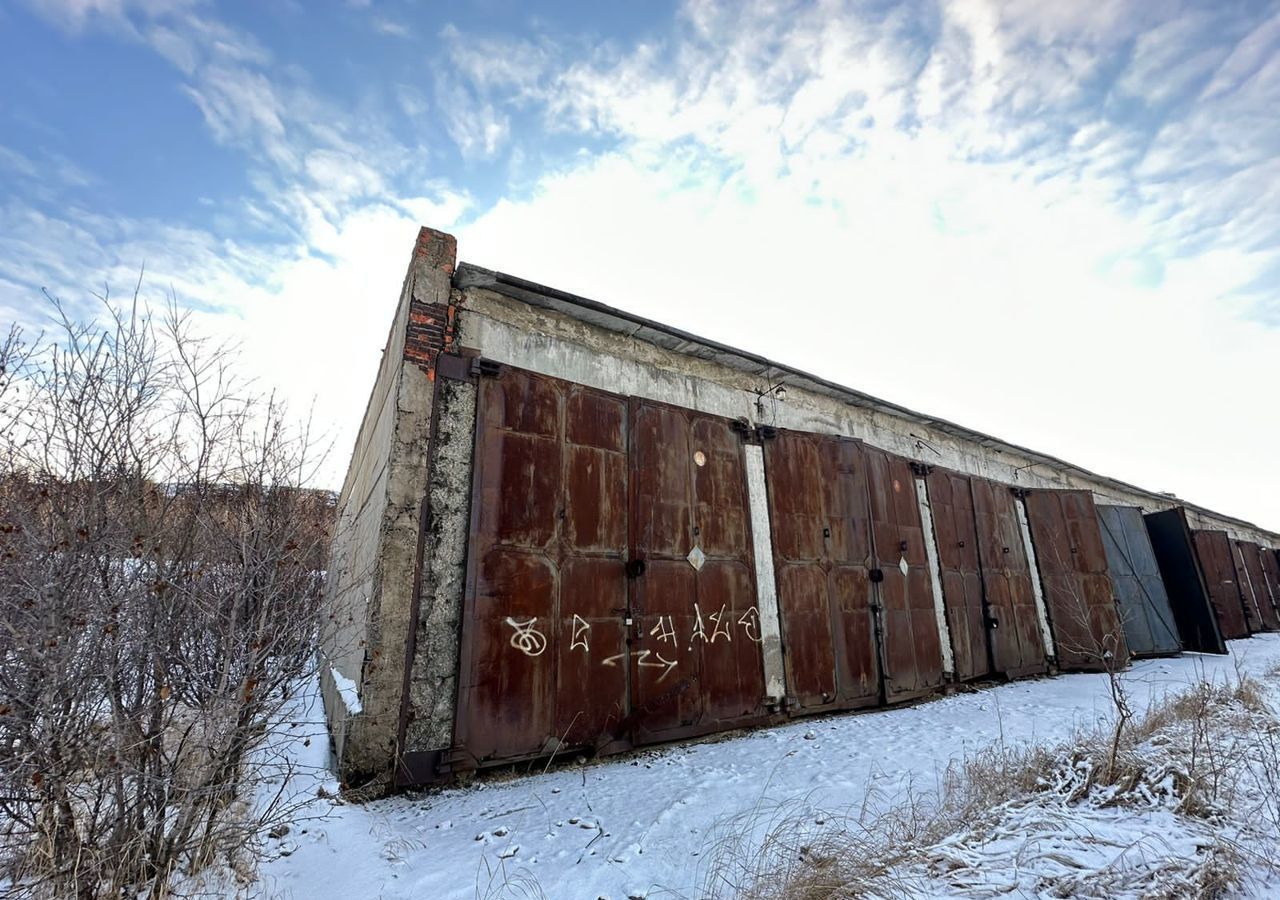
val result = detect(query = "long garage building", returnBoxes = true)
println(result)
[320,227,1280,788]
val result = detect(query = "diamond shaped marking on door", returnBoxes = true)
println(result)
[687,545,706,572]
[898,555,909,577]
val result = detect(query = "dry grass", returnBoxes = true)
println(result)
[700,674,1280,899]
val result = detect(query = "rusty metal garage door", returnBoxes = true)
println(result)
[863,447,945,702]
[1192,530,1250,640]
[1233,542,1274,634]
[456,371,768,766]
[1143,508,1225,654]
[970,479,1048,678]
[1235,541,1279,631]
[1096,505,1180,658]
[762,429,880,714]
[455,367,631,765]
[923,468,992,682]
[629,399,767,744]
[1261,549,1280,619]
[1022,490,1128,671]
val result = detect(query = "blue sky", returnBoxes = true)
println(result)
[2,0,1279,528]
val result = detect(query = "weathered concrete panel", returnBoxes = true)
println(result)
[404,376,476,756]
[319,228,458,785]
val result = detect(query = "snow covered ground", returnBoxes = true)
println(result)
[255,635,1280,899]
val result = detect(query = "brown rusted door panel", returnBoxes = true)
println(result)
[970,478,1048,678]
[925,469,992,682]
[864,448,944,702]
[1248,542,1279,629]
[1193,530,1249,640]
[775,565,838,704]
[555,558,628,745]
[1230,543,1263,633]
[455,368,631,764]
[1235,541,1277,631]
[1261,549,1280,623]
[1022,490,1128,671]
[630,400,766,743]
[830,567,880,705]
[763,430,880,713]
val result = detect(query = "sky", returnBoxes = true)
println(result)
[1,0,1278,530]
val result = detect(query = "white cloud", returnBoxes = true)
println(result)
[372,17,410,39]
[7,0,1280,532]
[435,74,510,160]
[447,0,1280,529]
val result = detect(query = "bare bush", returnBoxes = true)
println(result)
[0,292,332,898]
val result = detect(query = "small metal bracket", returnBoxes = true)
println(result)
[730,417,753,439]
[1011,487,1031,500]
[472,358,503,378]
[755,424,778,442]
[909,461,932,477]
[434,352,479,383]
[395,748,452,787]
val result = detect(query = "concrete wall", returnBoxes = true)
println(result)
[319,228,458,785]
[403,374,474,755]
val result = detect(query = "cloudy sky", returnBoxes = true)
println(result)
[1,0,1278,529]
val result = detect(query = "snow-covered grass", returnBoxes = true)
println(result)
[252,635,1280,899]
[706,673,1280,898]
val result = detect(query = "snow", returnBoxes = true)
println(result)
[256,636,1280,899]
[329,666,362,715]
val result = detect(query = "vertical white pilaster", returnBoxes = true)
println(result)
[744,444,786,701]
[914,477,955,675]
[1014,495,1057,658]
